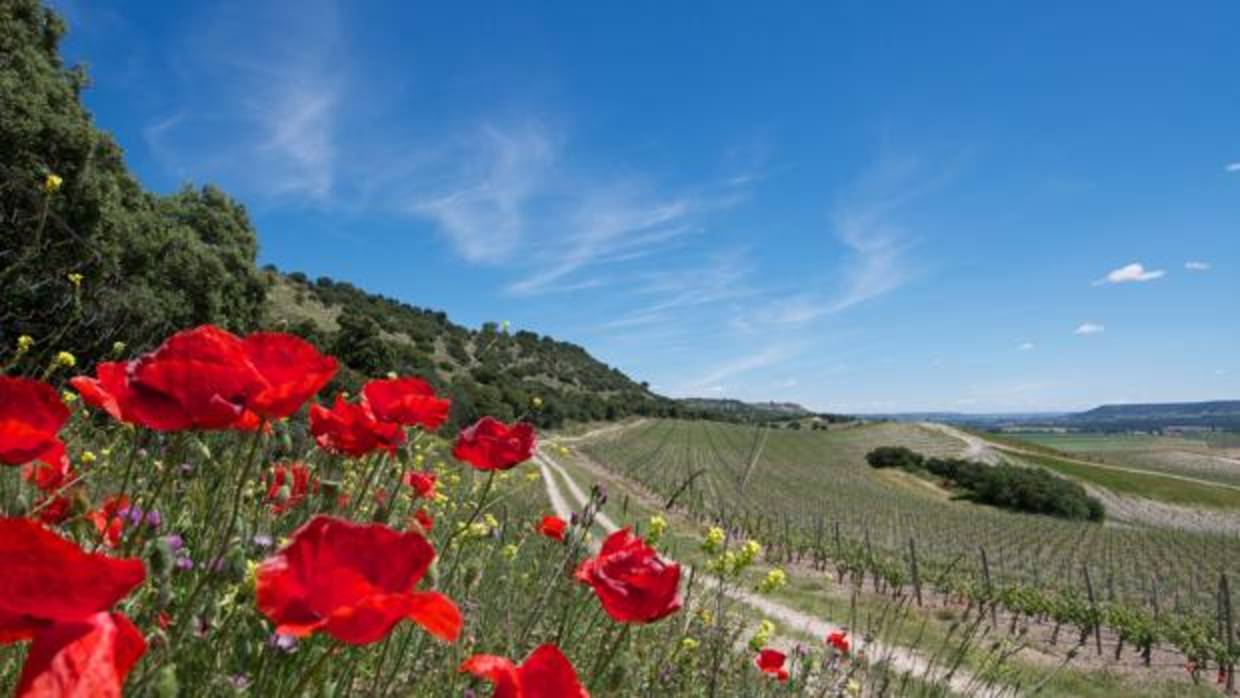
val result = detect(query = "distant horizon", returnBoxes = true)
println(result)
[54,0,1240,412]
[677,394,1240,416]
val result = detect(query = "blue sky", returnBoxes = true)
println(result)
[54,1,1240,412]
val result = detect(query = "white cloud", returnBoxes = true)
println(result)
[1092,262,1165,286]
[679,345,797,394]
[779,378,798,388]
[144,1,345,201]
[1074,323,1105,335]
[408,124,555,264]
[1185,261,1211,271]
[1018,342,1036,351]
[1226,162,1240,173]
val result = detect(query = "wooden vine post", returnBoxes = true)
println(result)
[1084,565,1102,656]
[908,537,923,607]
[1222,573,1236,694]
[980,546,997,626]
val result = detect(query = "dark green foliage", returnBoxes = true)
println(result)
[866,446,925,470]
[866,447,1106,522]
[0,2,267,366]
[271,271,675,430]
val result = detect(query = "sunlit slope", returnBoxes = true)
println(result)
[581,419,1240,613]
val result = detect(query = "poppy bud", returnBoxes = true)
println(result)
[151,538,174,576]
[153,664,181,698]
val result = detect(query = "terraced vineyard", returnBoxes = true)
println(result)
[582,419,1240,623]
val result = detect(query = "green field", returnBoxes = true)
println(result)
[581,419,1240,615]
[1001,431,1240,487]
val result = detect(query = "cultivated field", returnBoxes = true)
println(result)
[1006,432,1240,487]
[579,419,1240,684]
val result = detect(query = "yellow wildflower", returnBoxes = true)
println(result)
[702,526,725,554]
[736,539,762,571]
[525,469,541,482]
[757,568,787,594]
[67,272,83,287]
[648,515,668,543]
[80,451,97,465]
[749,619,776,650]
[44,173,63,193]
[112,341,126,355]
[680,637,699,652]
[531,396,543,408]
[54,351,76,368]
[17,335,34,353]
[502,544,519,560]
[62,390,77,404]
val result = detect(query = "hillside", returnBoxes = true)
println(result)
[262,270,673,428]
[1066,400,1240,430]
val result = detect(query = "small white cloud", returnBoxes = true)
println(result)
[1226,162,1240,173]
[1018,342,1036,351]
[1074,323,1105,335]
[1092,262,1166,286]
[1185,261,1211,271]
[779,378,798,388]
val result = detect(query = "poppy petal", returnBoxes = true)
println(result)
[243,333,338,420]
[0,518,145,640]
[406,591,462,642]
[15,612,146,698]
[460,654,521,698]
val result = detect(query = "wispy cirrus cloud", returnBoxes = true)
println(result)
[1075,322,1105,335]
[824,154,946,314]
[675,344,800,396]
[146,0,344,200]
[1092,262,1165,286]
[1185,260,1211,271]
[405,124,556,264]
[1018,342,1036,351]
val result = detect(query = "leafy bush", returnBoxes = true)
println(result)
[866,448,1106,522]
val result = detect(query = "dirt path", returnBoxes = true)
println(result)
[537,429,1015,698]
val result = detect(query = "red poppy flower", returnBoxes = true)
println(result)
[87,495,130,549]
[0,377,69,467]
[15,611,146,698]
[537,515,567,542]
[461,643,589,698]
[309,396,405,457]
[242,333,338,420]
[72,326,264,431]
[255,515,460,645]
[452,417,536,471]
[32,495,74,525]
[755,648,789,682]
[125,325,266,429]
[404,471,437,499]
[826,631,850,655]
[412,508,434,533]
[0,517,145,641]
[23,458,75,493]
[574,528,681,624]
[362,377,451,432]
[264,463,319,515]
